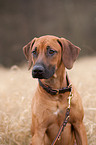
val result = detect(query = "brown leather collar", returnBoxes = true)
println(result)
[38,73,72,95]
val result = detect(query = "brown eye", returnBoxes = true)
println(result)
[49,49,55,55]
[47,46,57,56]
[32,47,38,57]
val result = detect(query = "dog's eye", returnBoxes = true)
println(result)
[32,47,38,56]
[32,50,36,55]
[47,46,57,56]
[49,49,55,55]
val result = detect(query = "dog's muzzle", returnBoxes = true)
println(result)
[32,63,55,79]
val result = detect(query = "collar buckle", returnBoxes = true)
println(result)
[56,90,59,95]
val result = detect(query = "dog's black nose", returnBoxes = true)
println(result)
[32,65,45,78]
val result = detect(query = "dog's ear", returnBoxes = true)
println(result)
[57,38,81,69]
[23,38,36,70]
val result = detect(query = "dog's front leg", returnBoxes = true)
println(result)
[31,130,51,145]
[73,121,88,145]
[32,132,43,145]
[32,133,44,145]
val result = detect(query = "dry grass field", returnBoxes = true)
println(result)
[0,57,96,145]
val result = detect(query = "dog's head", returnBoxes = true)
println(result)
[23,35,80,79]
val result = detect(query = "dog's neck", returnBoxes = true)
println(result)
[40,63,67,90]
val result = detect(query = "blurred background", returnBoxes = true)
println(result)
[0,0,96,67]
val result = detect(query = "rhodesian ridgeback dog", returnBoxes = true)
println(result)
[23,35,88,145]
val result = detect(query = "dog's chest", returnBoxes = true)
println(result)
[53,105,64,117]
[52,102,67,123]
[53,108,61,116]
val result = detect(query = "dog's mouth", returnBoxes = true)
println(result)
[32,64,55,79]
